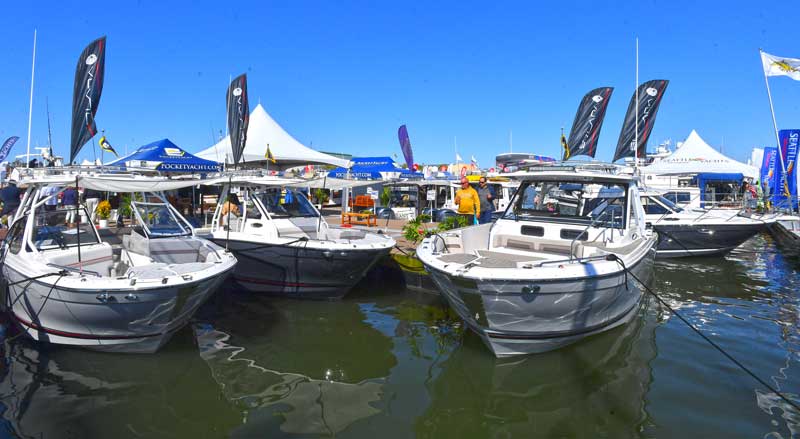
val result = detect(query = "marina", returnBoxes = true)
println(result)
[0,235,797,437]
[3,2,800,437]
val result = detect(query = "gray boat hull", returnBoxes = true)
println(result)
[213,238,391,299]
[653,222,764,258]
[3,264,232,353]
[427,247,655,357]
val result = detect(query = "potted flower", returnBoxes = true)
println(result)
[96,200,111,228]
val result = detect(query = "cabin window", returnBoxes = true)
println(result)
[664,191,691,204]
[505,179,628,229]
[7,217,28,254]
[642,197,670,215]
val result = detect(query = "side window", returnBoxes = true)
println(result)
[642,198,669,215]
[7,217,28,254]
[677,192,691,203]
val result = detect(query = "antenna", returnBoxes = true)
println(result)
[46,97,53,159]
[25,29,37,168]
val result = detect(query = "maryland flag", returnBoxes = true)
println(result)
[561,131,570,161]
[761,50,800,81]
[99,135,118,157]
[265,144,276,163]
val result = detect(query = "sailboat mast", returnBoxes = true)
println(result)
[26,29,37,168]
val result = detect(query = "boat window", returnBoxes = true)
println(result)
[257,188,319,218]
[664,191,691,204]
[504,180,628,229]
[242,190,265,220]
[653,195,683,212]
[7,217,28,254]
[642,197,671,215]
[32,208,100,250]
[133,201,192,237]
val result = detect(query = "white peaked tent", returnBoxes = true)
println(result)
[642,130,758,178]
[196,104,350,170]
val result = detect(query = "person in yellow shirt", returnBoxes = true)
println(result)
[454,177,480,225]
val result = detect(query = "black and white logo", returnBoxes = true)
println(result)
[645,87,658,97]
[591,95,604,103]
[233,87,242,97]
[85,54,98,65]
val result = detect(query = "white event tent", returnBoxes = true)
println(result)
[196,104,350,170]
[642,130,758,178]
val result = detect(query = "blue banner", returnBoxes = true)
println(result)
[0,136,19,163]
[779,129,799,209]
[760,147,779,203]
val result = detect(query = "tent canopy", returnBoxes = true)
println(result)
[108,139,221,173]
[195,104,349,170]
[327,156,420,180]
[642,130,758,178]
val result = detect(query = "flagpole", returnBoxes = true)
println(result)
[761,49,786,174]
[634,37,639,172]
[760,49,792,212]
[25,29,37,169]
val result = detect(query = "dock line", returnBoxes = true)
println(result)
[606,253,800,414]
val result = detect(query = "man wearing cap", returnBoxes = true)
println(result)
[476,177,495,224]
[0,178,21,224]
[454,177,480,225]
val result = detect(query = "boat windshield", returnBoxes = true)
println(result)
[133,201,193,237]
[503,180,628,229]
[32,208,100,251]
[653,195,683,212]
[257,188,319,218]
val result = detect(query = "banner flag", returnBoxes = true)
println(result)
[99,135,118,157]
[227,74,249,166]
[70,36,107,163]
[0,136,20,163]
[397,125,414,170]
[779,129,799,209]
[566,87,613,159]
[760,146,778,202]
[613,79,669,162]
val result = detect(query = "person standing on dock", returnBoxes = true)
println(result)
[476,177,495,224]
[455,177,480,225]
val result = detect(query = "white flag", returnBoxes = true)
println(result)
[761,51,800,81]
[455,153,463,162]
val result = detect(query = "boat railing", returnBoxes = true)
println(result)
[569,207,620,262]
[47,263,102,277]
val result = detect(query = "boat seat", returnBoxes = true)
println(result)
[47,243,114,275]
[492,234,582,257]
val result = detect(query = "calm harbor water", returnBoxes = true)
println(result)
[0,234,799,438]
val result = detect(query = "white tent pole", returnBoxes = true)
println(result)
[25,29,37,169]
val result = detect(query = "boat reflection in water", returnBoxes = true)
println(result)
[416,296,657,438]
[193,293,398,436]
[0,330,240,438]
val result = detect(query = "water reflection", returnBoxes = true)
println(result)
[416,298,657,438]
[0,330,239,438]
[645,235,800,437]
[193,292,398,436]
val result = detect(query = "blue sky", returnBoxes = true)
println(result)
[2,0,800,166]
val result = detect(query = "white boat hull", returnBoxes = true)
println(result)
[424,243,656,357]
[3,264,233,353]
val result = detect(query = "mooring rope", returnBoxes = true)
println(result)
[606,253,800,413]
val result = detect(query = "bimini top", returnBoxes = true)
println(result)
[507,166,636,184]
[15,167,214,192]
